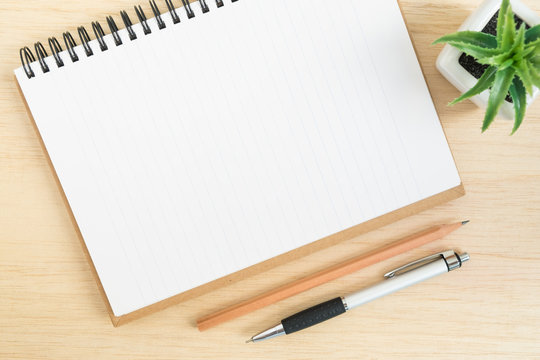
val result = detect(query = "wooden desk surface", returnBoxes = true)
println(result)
[1,0,539,358]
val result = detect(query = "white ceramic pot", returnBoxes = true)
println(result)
[436,0,540,120]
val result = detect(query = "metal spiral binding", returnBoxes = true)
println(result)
[63,32,79,62]
[121,10,138,40]
[78,26,94,57]
[34,42,50,73]
[106,16,123,46]
[135,5,152,35]
[165,0,181,23]
[181,0,195,18]
[150,0,166,29]
[199,0,210,14]
[19,0,235,78]
[92,22,108,51]
[20,47,35,78]
[48,37,64,67]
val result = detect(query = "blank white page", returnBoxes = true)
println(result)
[15,0,461,316]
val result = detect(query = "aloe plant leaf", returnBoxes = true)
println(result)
[514,60,534,94]
[508,78,527,134]
[443,42,501,60]
[433,32,500,59]
[525,37,540,50]
[477,48,513,65]
[512,24,527,57]
[528,61,540,88]
[479,26,526,66]
[523,45,536,58]
[449,66,497,105]
[497,0,511,44]
[531,43,540,55]
[498,0,516,51]
[482,68,516,132]
[529,47,540,69]
[499,59,514,70]
[433,31,498,48]
[525,24,540,44]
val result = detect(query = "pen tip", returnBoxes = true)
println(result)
[245,339,253,344]
[461,220,470,225]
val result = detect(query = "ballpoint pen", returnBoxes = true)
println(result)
[247,249,469,343]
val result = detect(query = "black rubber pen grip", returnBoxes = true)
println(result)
[281,297,346,334]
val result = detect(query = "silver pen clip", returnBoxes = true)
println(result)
[384,250,469,279]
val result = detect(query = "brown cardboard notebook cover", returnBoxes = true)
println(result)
[15,0,464,327]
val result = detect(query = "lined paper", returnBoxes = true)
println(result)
[15,0,461,316]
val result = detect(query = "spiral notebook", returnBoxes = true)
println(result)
[14,0,464,326]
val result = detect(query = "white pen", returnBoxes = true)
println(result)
[247,250,469,343]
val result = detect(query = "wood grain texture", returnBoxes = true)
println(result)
[1,0,539,359]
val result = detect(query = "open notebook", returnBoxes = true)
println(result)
[15,0,463,325]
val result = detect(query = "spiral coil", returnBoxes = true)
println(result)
[19,0,229,78]
[181,0,195,19]
[92,21,108,51]
[106,16,123,46]
[34,42,50,73]
[134,5,152,35]
[48,37,64,67]
[63,32,80,62]
[121,11,138,41]
[78,26,94,57]
[165,0,181,23]
[150,0,167,29]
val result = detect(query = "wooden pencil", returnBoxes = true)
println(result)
[196,221,468,331]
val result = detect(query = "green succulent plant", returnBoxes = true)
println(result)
[433,0,540,133]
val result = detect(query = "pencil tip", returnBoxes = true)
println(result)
[245,339,253,344]
[461,220,470,225]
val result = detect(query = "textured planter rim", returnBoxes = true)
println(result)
[436,0,540,120]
